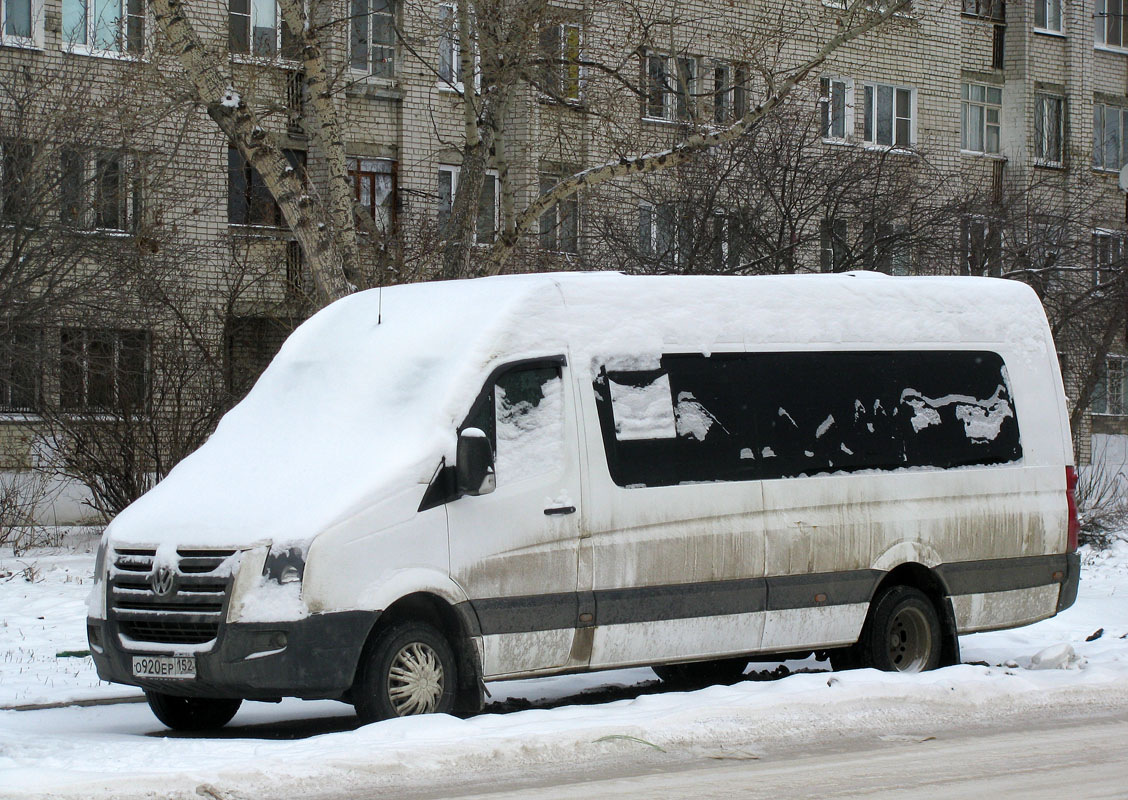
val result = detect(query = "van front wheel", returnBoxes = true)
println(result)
[355,621,458,723]
[144,690,242,731]
[854,586,942,673]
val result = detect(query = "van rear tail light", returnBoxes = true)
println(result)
[1065,466,1081,552]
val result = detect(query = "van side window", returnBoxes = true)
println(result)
[594,351,1022,488]
[494,366,565,482]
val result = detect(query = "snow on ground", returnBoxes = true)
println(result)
[1,538,1127,799]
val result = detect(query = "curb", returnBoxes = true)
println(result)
[2,694,146,712]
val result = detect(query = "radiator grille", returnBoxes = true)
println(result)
[109,547,237,645]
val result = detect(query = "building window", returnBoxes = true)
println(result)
[0,139,33,222]
[961,0,1004,21]
[820,78,852,140]
[1093,356,1128,415]
[538,22,581,102]
[62,0,144,53]
[538,173,578,254]
[961,216,1001,276]
[863,221,911,275]
[1034,94,1064,166]
[1097,0,1126,48]
[862,83,914,148]
[350,0,395,78]
[1093,230,1126,286]
[711,211,742,271]
[1,0,36,44]
[713,63,747,123]
[228,147,305,227]
[0,327,41,412]
[438,3,461,86]
[643,53,697,122]
[59,149,139,232]
[961,83,1001,154]
[60,328,149,412]
[347,156,395,231]
[1034,0,1061,30]
[638,202,697,265]
[1093,104,1128,171]
[437,165,498,244]
[228,0,297,58]
[820,218,848,272]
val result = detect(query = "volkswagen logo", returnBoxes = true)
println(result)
[150,565,175,597]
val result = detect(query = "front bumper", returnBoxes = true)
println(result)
[88,610,378,700]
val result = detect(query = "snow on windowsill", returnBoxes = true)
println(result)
[960,150,1007,161]
[230,52,300,69]
[62,43,145,62]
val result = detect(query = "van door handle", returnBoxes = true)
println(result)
[544,505,576,516]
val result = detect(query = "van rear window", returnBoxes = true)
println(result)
[593,351,1022,488]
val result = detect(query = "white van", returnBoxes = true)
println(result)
[87,272,1081,730]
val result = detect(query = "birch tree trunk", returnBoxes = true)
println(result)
[146,0,353,305]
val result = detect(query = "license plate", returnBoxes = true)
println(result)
[132,655,196,680]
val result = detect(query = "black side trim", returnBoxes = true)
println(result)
[463,555,1073,638]
[1057,551,1081,612]
[471,592,578,635]
[937,554,1069,596]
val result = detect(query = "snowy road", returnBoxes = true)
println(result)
[393,709,1128,800]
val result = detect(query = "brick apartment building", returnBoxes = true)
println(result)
[0,0,1125,522]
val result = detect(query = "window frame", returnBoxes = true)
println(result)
[1092,103,1128,172]
[0,326,42,414]
[861,81,915,150]
[62,0,145,57]
[1096,0,1127,50]
[961,0,1004,21]
[960,82,1002,155]
[349,0,396,79]
[1,0,40,47]
[59,148,140,234]
[641,51,698,122]
[436,164,499,245]
[538,21,582,103]
[1093,355,1128,416]
[820,77,854,142]
[347,155,396,232]
[227,147,306,229]
[1092,229,1126,287]
[961,215,1002,277]
[537,172,579,254]
[1033,0,1062,32]
[228,0,298,61]
[820,218,849,273]
[59,327,150,414]
[1034,93,1065,167]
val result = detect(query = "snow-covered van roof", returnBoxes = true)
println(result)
[107,272,1058,548]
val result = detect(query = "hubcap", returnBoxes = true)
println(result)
[887,606,933,672]
[386,642,445,716]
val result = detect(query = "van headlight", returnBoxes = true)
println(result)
[262,545,305,585]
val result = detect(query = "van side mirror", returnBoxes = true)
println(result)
[456,428,496,497]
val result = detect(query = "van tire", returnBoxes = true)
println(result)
[851,586,943,673]
[354,621,457,723]
[653,657,748,687]
[144,691,242,731]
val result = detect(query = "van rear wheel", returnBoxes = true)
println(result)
[849,586,942,673]
[354,621,457,724]
[144,690,242,731]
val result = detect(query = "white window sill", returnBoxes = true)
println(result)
[1093,166,1121,174]
[1095,44,1128,55]
[960,149,1006,160]
[1034,159,1065,169]
[861,142,917,155]
[229,223,289,237]
[1033,27,1067,38]
[0,37,41,50]
[436,81,465,94]
[231,53,301,68]
[642,115,687,125]
[0,412,42,422]
[348,70,397,85]
[62,43,144,61]
[821,136,854,146]
[67,227,133,238]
